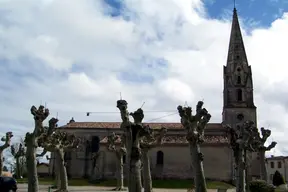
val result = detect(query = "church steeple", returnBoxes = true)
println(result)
[223,8,256,109]
[222,9,259,182]
[226,8,249,69]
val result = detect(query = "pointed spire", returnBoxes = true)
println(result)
[226,8,249,69]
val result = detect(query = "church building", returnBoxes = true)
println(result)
[49,8,261,182]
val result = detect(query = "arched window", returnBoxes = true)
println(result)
[91,136,100,153]
[237,76,241,84]
[236,89,242,101]
[156,151,164,165]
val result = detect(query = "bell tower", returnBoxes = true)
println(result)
[222,7,259,182]
[222,8,257,127]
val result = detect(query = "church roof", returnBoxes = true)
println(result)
[59,121,223,130]
[99,135,229,144]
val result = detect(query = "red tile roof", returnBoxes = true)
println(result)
[60,122,223,129]
[266,156,288,160]
[99,135,229,144]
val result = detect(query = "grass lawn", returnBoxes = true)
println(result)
[17,178,234,189]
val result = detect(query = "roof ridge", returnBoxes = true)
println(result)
[59,122,223,129]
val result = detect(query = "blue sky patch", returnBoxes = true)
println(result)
[102,0,125,17]
[205,0,288,27]
[102,0,288,28]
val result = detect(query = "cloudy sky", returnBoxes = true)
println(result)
[0,0,287,156]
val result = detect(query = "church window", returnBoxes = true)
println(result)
[236,55,240,59]
[237,67,241,72]
[91,136,100,153]
[236,89,242,101]
[237,76,241,84]
[278,161,282,168]
[156,151,164,165]
[235,45,239,49]
[237,114,244,121]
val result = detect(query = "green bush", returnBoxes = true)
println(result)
[273,170,285,187]
[248,180,275,192]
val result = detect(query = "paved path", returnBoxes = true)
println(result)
[17,184,236,192]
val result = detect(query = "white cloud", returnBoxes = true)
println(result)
[0,0,287,156]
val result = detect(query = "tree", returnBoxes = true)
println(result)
[140,127,166,192]
[24,105,49,192]
[227,121,260,192]
[177,101,211,192]
[252,127,277,181]
[273,170,285,187]
[11,142,25,178]
[46,154,59,189]
[107,133,126,191]
[0,132,13,175]
[38,118,80,192]
[37,117,60,188]
[117,99,151,192]
[90,152,102,181]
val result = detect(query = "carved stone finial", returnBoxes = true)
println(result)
[69,117,75,124]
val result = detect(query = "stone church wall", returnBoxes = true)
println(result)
[148,145,232,181]
[59,144,232,181]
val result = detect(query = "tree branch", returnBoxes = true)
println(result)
[107,133,120,152]
[129,108,144,124]
[117,100,131,129]
[266,141,277,151]
[177,101,211,144]
[30,105,50,136]
[0,132,13,151]
[260,127,271,144]
[140,127,167,149]
[11,143,25,158]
